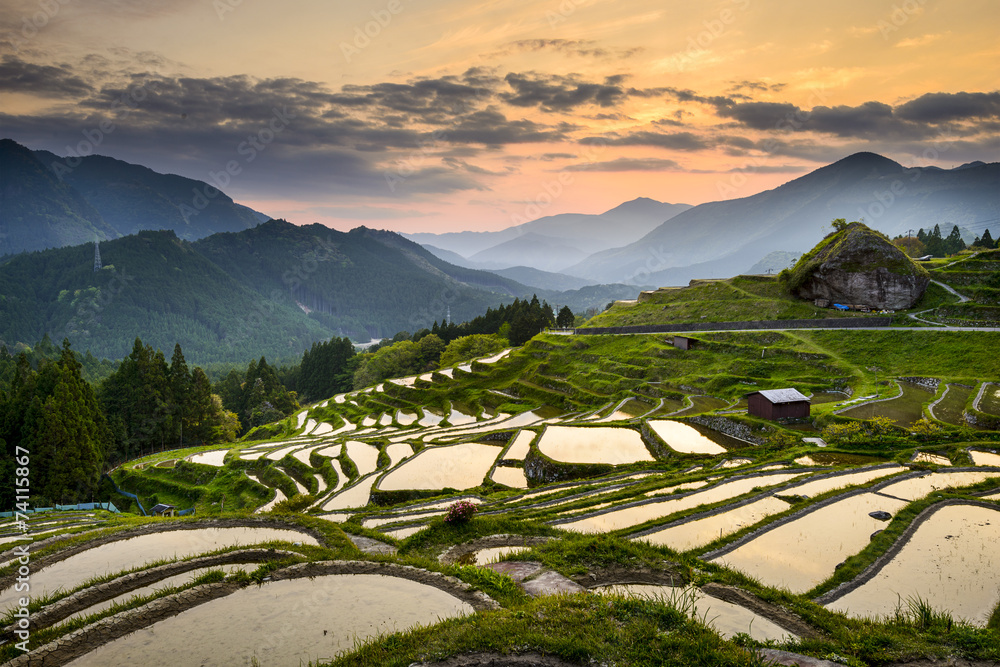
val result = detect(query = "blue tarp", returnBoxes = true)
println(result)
[833,303,850,311]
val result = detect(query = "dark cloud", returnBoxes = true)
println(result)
[896,91,1000,123]
[0,55,93,96]
[564,157,683,172]
[493,39,642,60]
[444,109,566,146]
[582,131,709,151]
[501,72,628,111]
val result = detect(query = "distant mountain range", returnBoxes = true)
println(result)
[406,198,692,274]
[564,153,1000,285]
[0,138,263,256]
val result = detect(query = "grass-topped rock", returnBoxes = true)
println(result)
[783,220,930,310]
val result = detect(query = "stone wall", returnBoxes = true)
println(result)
[686,415,767,446]
[577,317,892,336]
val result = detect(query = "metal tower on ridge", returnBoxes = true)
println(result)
[93,240,102,272]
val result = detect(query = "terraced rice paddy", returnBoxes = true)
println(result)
[637,496,790,551]
[647,420,727,455]
[188,450,228,466]
[0,527,318,611]
[969,450,1000,466]
[977,383,1000,415]
[931,384,975,425]
[839,382,935,427]
[377,443,503,491]
[594,584,795,642]
[557,473,805,534]
[826,505,1000,624]
[65,574,473,667]
[710,493,910,593]
[537,426,654,464]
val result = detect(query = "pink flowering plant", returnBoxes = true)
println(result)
[444,500,478,524]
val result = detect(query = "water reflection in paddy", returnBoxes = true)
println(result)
[593,585,794,642]
[385,443,413,467]
[784,465,903,497]
[0,528,319,611]
[647,420,726,455]
[378,443,503,491]
[913,452,952,466]
[969,450,1000,467]
[322,475,377,510]
[67,563,252,623]
[345,441,380,476]
[492,466,528,488]
[537,426,654,465]
[826,505,1000,624]
[878,471,1000,501]
[188,450,228,467]
[711,493,908,593]
[505,430,537,460]
[65,574,473,667]
[558,473,804,534]
[638,497,790,551]
[474,546,529,565]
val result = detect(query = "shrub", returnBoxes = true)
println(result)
[444,500,479,524]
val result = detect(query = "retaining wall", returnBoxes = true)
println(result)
[576,317,893,336]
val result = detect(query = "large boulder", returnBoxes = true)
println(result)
[786,222,930,309]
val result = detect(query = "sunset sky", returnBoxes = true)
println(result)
[2,0,999,233]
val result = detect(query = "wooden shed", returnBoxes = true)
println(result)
[672,336,694,350]
[746,388,810,420]
[150,503,176,517]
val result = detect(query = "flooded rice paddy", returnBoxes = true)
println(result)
[637,497,791,551]
[558,473,804,534]
[188,450,228,466]
[65,574,473,667]
[473,546,529,565]
[969,450,1000,467]
[345,441,380,476]
[504,430,536,460]
[594,585,794,642]
[877,471,1000,501]
[783,466,903,497]
[537,426,654,465]
[913,452,952,466]
[491,466,528,488]
[0,528,319,611]
[377,443,503,491]
[647,420,726,455]
[711,493,910,593]
[826,505,1000,624]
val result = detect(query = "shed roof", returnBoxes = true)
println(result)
[754,388,810,404]
[150,503,175,513]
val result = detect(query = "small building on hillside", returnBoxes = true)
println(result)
[746,388,810,420]
[150,503,176,517]
[672,336,694,350]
